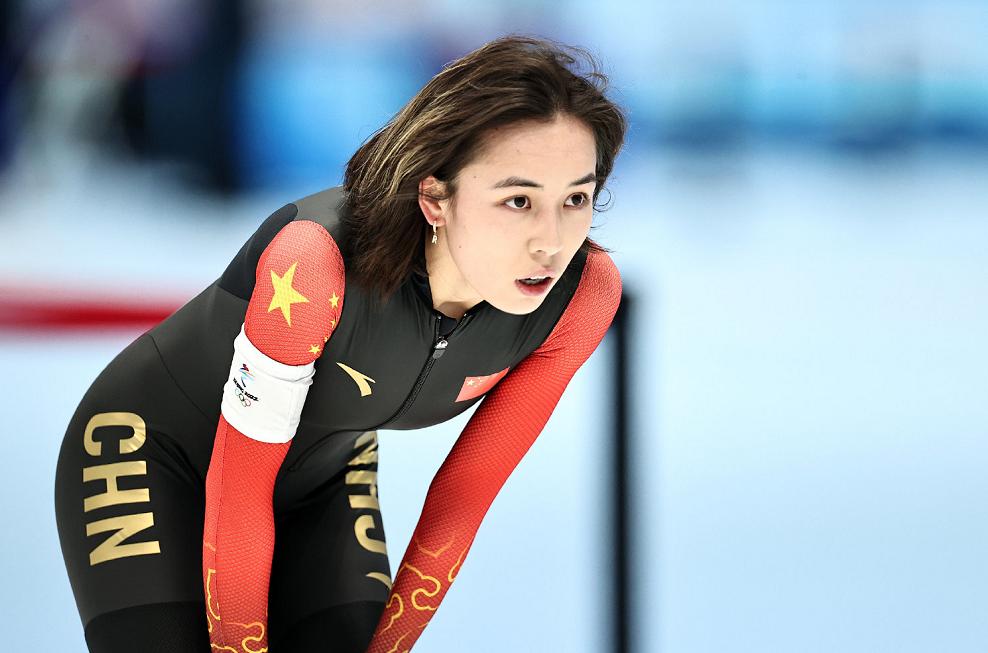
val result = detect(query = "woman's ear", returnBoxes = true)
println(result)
[418,176,448,227]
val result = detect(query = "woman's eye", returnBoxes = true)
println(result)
[568,192,589,207]
[504,196,529,209]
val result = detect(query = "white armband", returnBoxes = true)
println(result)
[220,323,315,443]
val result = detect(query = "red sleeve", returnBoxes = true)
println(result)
[202,219,344,652]
[364,249,622,652]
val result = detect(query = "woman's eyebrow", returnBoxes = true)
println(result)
[490,172,597,189]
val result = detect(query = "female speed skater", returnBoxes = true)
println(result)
[55,34,628,652]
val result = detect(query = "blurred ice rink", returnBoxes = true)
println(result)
[1,1,987,651]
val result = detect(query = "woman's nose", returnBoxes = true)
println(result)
[529,211,564,256]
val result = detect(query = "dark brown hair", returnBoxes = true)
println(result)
[341,34,628,302]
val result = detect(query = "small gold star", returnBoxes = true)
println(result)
[466,379,476,386]
[329,291,340,309]
[323,335,329,343]
[330,318,336,327]
[309,344,321,355]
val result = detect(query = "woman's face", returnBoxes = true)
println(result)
[423,113,598,316]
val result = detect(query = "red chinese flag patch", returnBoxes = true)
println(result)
[455,366,511,402]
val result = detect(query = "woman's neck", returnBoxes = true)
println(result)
[423,235,483,319]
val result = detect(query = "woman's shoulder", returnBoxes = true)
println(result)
[218,187,349,302]
[552,247,622,318]
[290,185,348,227]
[580,248,622,301]
[533,248,621,356]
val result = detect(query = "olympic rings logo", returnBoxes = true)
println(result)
[232,376,257,408]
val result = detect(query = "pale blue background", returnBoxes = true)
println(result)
[1,1,986,651]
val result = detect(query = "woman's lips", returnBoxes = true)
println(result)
[515,276,553,296]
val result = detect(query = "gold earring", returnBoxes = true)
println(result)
[431,224,438,245]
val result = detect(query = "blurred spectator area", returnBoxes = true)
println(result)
[1,0,986,194]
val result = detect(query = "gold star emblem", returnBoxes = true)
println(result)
[309,344,321,355]
[268,261,309,326]
[323,335,329,343]
[329,291,340,309]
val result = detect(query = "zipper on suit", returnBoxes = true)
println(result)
[377,310,472,428]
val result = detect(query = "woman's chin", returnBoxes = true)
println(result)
[488,293,546,315]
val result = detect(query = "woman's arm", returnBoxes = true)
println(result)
[364,249,622,653]
[202,218,345,652]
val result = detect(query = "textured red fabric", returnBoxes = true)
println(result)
[364,249,622,652]
[202,220,345,652]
